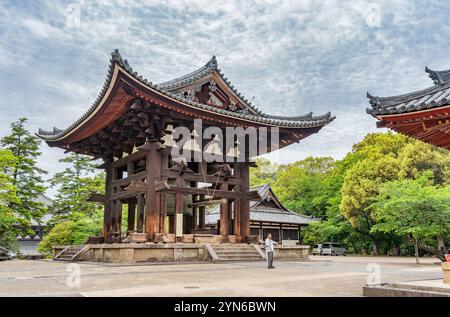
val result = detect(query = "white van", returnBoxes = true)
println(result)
[320,242,347,256]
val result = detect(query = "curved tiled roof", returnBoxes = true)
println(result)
[205,184,315,225]
[367,65,450,116]
[37,50,335,141]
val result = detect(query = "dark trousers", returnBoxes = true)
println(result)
[267,251,274,268]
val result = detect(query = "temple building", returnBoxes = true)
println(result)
[38,50,333,262]
[15,194,52,258]
[367,66,450,149]
[205,184,314,244]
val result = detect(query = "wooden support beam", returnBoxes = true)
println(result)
[144,142,162,240]
[174,177,184,242]
[154,181,258,200]
[199,194,205,229]
[239,163,251,241]
[111,188,143,201]
[192,194,198,230]
[110,200,116,240]
[160,192,167,233]
[165,170,240,185]
[103,162,113,243]
[136,194,145,233]
[114,200,122,239]
[88,193,105,203]
[220,183,229,239]
[127,203,136,233]
[155,180,171,192]
[188,198,227,208]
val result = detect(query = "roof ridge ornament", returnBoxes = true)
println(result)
[425,66,446,85]
[206,55,218,69]
[111,49,123,63]
[367,92,380,108]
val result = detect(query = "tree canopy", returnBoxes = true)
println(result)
[251,132,450,258]
[49,153,105,221]
[0,118,47,228]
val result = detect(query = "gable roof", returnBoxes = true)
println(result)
[205,184,315,226]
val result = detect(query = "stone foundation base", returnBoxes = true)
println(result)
[53,243,311,263]
[273,245,310,260]
[53,243,210,263]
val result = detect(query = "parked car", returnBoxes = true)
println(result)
[320,242,347,256]
[312,244,323,255]
[0,246,16,261]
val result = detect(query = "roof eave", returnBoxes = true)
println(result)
[38,50,335,143]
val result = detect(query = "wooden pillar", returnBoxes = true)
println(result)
[136,194,145,233]
[160,192,167,233]
[192,195,198,230]
[114,200,122,241]
[103,161,113,243]
[110,200,116,241]
[127,202,136,234]
[144,142,162,240]
[298,225,301,241]
[239,163,250,242]
[174,177,184,242]
[234,196,242,241]
[220,184,229,240]
[280,223,283,243]
[198,194,205,229]
[127,158,134,176]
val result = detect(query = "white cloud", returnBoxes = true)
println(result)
[0,0,448,197]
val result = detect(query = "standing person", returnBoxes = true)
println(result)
[265,233,279,269]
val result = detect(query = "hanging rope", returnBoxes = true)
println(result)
[211,164,224,198]
[199,162,225,198]
[199,162,210,196]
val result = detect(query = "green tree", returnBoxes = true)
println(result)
[49,153,105,221]
[273,157,334,218]
[340,132,450,255]
[38,211,103,256]
[0,118,47,228]
[371,175,450,261]
[0,149,19,251]
[301,157,367,253]
[250,157,279,187]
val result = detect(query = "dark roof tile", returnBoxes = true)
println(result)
[38,50,334,141]
[367,65,450,116]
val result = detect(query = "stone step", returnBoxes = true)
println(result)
[210,243,263,262]
[54,257,73,261]
[214,248,256,252]
[61,250,82,255]
[212,245,255,250]
[54,246,85,261]
[218,254,262,258]
[215,250,260,255]
[215,256,262,262]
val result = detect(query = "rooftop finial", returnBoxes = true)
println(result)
[425,66,444,85]
[111,49,123,63]
[206,55,218,69]
[367,92,380,108]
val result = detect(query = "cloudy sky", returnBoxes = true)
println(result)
[1,0,449,196]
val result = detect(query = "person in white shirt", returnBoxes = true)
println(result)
[265,233,279,269]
